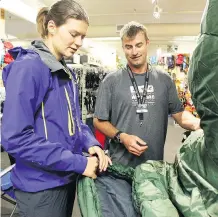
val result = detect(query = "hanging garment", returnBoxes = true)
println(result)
[167,55,175,69]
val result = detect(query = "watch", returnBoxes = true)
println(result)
[113,131,123,143]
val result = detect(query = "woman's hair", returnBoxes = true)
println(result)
[36,0,89,39]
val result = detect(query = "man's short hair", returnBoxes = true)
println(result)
[120,21,149,41]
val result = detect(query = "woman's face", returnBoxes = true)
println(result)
[48,18,88,60]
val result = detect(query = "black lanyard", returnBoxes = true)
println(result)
[127,65,150,105]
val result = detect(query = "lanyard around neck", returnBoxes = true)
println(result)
[127,65,150,104]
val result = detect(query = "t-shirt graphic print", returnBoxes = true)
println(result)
[130,85,155,108]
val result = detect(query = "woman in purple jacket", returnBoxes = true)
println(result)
[1,0,111,216]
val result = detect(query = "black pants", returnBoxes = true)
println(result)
[15,181,76,217]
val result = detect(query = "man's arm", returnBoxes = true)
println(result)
[94,74,147,156]
[93,118,118,139]
[172,111,201,131]
[166,73,200,131]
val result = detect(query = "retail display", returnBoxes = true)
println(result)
[67,62,107,122]
[67,64,84,111]
[84,67,106,115]
[149,50,198,119]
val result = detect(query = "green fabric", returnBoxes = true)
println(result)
[133,130,218,217]
[133,161,180,217]
[107,162,135,182]
[176,131,218,216]
[78,133,218,217]
[187,0,218,211]
[188,0,218,167]
[77,175,103,217]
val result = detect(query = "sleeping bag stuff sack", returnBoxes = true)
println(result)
[77,1,218,216]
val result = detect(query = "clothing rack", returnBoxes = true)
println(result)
[67,63,107,123]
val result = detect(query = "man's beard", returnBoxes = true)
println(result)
[132,61,144,68]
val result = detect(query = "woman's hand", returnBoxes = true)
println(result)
[88,146,112,172]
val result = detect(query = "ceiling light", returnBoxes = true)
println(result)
[153,12,160,19]
[153,3,162,19]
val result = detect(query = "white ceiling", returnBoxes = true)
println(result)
[2,0,207,56]
[42,0,206,25]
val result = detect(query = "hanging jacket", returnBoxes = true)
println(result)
[1,40,101,192]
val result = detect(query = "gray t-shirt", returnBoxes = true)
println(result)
[94,67,183,168]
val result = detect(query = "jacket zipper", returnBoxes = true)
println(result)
[41,102,48,139]
[63,67,81,133]
[71,79,82,132]
[64,87,75,136]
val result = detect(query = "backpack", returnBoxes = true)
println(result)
[167,55,175,69]
[150,56,158,65]
[176,54,184,65]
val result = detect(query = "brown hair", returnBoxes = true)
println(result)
[120,21,149,41]
[36,0,89,39]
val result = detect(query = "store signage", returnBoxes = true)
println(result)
[88,55,102,66]
[81,54,102,66]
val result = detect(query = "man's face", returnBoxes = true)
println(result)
[122,31,149,69]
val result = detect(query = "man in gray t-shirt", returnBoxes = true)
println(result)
[93,21,201,217]
[94,21,200,168]
[95,66,183,168]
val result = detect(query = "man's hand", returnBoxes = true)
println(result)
[88,146,112,172]
[192,118,201,131]
[120,133,148,156]
[172,111,201,131]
